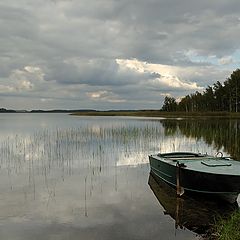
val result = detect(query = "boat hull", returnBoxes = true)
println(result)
[149,155,240,202]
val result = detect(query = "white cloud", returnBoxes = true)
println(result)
[8,65,47,92]
[0,84,15,93]
[148,75,201,90]
[86,90,126,103]
[117,58,203,91]
[40,98,52,102]
[218,56,233,65]
[18,80,34,90]
[24,66,42,74]
[87,90,110,99]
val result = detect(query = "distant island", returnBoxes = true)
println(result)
[0,108,17,113]
[30,109,96,113]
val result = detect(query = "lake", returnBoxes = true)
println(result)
[0,113,239,240]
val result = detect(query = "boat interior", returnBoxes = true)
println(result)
[157,152,207,159]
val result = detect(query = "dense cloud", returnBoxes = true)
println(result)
[0,0,239,109]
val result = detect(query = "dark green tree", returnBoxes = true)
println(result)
[213,81,226,111]
[162,96,177,112]
[228,69,240,112]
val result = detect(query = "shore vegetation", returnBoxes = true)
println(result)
[71,110,240,118]
[210,211,240,240]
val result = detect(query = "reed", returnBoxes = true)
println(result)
[0,120,219,207]
[0,123,218,175]
[210,211,240,240]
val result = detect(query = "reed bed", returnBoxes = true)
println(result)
[0,122,220,176]
[209,211,240,240]
[0,121,220,205]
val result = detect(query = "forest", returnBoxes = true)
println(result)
[161,68,240,112]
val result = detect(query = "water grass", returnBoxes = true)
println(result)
[210,211,240,240]
[0,121,217,181]
[0,122,173,212]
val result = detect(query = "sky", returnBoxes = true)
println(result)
[1,0,240,110]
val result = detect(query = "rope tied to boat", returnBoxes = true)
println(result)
[176,161,185,197]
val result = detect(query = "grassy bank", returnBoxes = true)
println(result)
[71,110,240,118]
[210,211,240,240]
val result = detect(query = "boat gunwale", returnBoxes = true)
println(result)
[149,154,240,177]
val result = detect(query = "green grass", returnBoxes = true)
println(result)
[71,110,240,118]
[211,211,240,240]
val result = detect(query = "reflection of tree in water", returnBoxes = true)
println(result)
[161,120,178,136]
[161,119,240,159]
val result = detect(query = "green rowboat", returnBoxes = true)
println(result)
[149,152,240,203]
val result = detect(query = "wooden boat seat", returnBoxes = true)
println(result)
[201,160,232,167]
[164,156,211,161]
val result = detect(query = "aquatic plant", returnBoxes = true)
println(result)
[210,211,240,240]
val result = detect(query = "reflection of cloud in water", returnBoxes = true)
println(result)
[117,136,227,167]
[0,123,228,176]
[117,153,148,166]
[0,164,195,240]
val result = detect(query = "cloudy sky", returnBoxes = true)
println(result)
[1,0,240,110]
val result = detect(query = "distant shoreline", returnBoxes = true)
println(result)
[70,110,240,118]
[3,109,240,118]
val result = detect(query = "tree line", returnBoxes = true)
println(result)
[161,68,240,112]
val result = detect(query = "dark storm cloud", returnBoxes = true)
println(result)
[44,58,157,86]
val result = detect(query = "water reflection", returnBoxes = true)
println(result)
[0,114,239,239]
[160,118,240,159]
[148,173,238,236]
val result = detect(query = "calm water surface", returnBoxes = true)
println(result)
[0,114,239,240]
